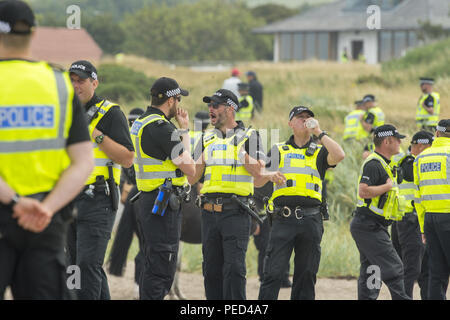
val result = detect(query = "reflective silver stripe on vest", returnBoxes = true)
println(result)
[274,181,320,193]
[369,204,383,215]
[403,194,415,201]
[399,183,416,190]
[0,70,68,153]
[136,171,177,179]
[421,194,450,201]
[419,178,450,187]
[203,173,252,183]
[279,167,321,179]
[95,158,120,169]
[415,153,450,189]
[205,159,245,167]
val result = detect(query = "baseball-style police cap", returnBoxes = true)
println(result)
[374,124,406,139]
[69,60,98,80]
[289,106,314,121]
[420,77,435,85]
[150,77,189,100]
[0,0,35,35]
[362,94,376,103]
[203,89,239,111]
[411,130,434,145]
[436,119,450,133]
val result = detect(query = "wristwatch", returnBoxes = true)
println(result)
[95,134,105,144]
[7,193,20,209]
[317,131,328,141]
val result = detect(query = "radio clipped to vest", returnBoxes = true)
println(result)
[152,179,173,216]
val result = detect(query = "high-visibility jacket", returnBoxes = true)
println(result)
[367,106,385,128]
[0,60,74,196]
[189,130,203,154]
[416,92,440,128]
[391,153,416,213]
[343,110,368,140]
[131,113,187,192]
[357,152,405,221]
[270,143,323,203]
[236,95,254,121]
[413,137,450,232]
[200,127,255,196]
[85,100,121,185]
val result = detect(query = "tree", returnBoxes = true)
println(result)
[250,3,301,24]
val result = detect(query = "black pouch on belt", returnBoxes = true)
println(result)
[106,162,119,211]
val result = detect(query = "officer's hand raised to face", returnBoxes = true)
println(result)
[175,107,190,130]
[304,118,321,136]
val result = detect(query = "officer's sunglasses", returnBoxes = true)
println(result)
[175,96,181,102]
[208,102,227,109]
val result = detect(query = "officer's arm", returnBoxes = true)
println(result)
[359,180,392,199]
[242,153,286,188]
[92,128,135,168]
[172,149,196,179]
[319,135,345,166]
[42,141,94,215]
[422,95,435,115]
[188,154,206,185]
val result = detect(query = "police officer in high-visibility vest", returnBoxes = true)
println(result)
[361,94,385,134]
[190,89,279,300]
[130,77,196,300]
[350,124,411,300]
[343,100,369,141]
[390,131,434,299]
[0,0,94,299]
[236,82,254,122]
[258,106,345,300]
[66,60,135,300]
[416,77,440,132]
[413,119,450,300]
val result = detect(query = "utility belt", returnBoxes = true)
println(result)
[268,205,321,220]
[84,174,119,211]
[354,209,392,227]
[196,194,252,213]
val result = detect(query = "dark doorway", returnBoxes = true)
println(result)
[351,40,364,60]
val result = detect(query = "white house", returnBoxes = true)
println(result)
[253,0,450,64]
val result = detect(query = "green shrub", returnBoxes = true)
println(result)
[96,64,155,102]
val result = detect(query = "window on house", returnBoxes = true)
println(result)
[280,33,292,60]
[305,32,316,59]
[394,31,407,58]
[379,31,392,62]
[293,33,304,60]
[318,33,329,60]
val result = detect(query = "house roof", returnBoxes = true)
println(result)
[30,27,103,67]
[254,0,450,34]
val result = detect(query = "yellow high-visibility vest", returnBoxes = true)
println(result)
[416,92,440,128]
[366,106,385,128]
[413,137,450,232]
[270,143,323,203]
[391,153,416,213]
[357,152,405,221]
[0,60,74,196]
[200,128,255,196]
[85,100,122,185]
[236,95,254,121]
[343,110,368,140]
[131,113,187,192]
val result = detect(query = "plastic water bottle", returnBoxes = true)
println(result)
[152,179,172,216]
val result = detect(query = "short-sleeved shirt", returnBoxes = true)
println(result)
[363,112,375,125]
[266,136,334,208]
[356,151,390,215]
[399,155,414,182]
[85,94,134,152]
[139,106,185,161]
[423,94,436,108]
[67,94,91,145]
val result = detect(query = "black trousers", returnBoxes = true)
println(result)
[201,206,251,300]
[136,190,182,300]
[253,218,290,283]
[258,212,323,300]
[424,213,450,300]
[391,212,425,299]
[350,213,410,300]
[66,188,117,300]
[0,204,70,300]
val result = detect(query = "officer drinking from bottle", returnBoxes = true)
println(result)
[258,106,345,300]
[67,60,135,300]
[190,89,284,300]
[130,77,196,300]
[350,124,411,300]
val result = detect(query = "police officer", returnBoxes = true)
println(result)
[343,100,369,141]
[390,131,434,299]
[258,106,345,300]
[416,77,440,132]
[350,124,411,300]
[66,60,135,300]
[190,89,281,300]
[0,0,94,299]
[246,71,263,112]
[130,77,195,300]
[361,94,385,134]
[236,82,254,121]
[413,119,450,300]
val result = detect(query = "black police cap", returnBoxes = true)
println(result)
[69,60,98,80]
[203,89,239,110]
[411,130,434,145]
[0,0,35,35]
[289,106,314,121]
[374,124,406,139]
[151,77,188,100]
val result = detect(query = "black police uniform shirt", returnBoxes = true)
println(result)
[139,106,185,164]
[265,136,335,208]
[85,94,134,152]
[422,94,436,109]
[193,120,265,197]
[356,151,390,216]
[363,112,375,125]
